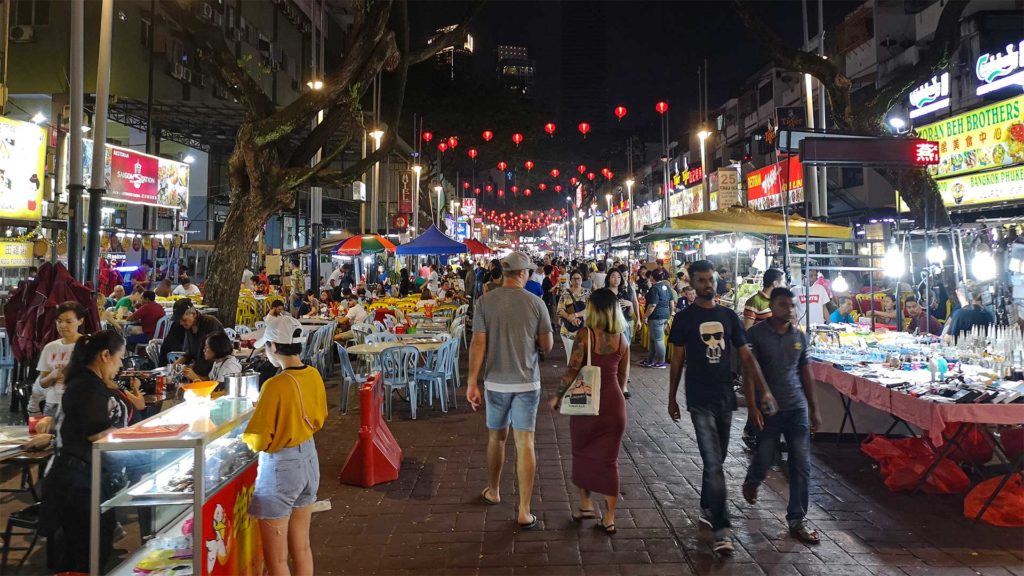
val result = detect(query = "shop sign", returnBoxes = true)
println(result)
[976,39,1024,96]
[909,72,950,119]
[681,166,703,187]
[746,155,804,210]
[352,181,366,202]
[775,106,807,130]
[392,214,409,230]
[938,164,1024,207]
[461,197,476,215]
[682,183,706,215]
[0,241,33,267]
[610,212,629,237]
[0,117,46,221]
[397,170,414,213]
[201,463,262,575]
[575,185,583,209]
[916,94,1024,179]
[716,169,742,207]
[72,139,190,211]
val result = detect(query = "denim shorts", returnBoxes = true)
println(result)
[249,438,320,519]
[485,388,541,432]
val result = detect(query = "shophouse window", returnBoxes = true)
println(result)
[757,82,773,107]
[140,18,151,47]
[13,0,50,26]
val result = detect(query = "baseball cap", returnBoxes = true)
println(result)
[500,251,535,272]
[254,315,305,349]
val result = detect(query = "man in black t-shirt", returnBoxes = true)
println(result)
[668,260,773,556]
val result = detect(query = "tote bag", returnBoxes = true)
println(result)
[560,330,601,416]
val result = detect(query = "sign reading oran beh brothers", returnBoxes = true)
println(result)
[916,94,1024,180]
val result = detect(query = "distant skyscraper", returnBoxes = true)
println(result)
[559,3,608,123]
[429,24,474,82]
[496,44,535,95]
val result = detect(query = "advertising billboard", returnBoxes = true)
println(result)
[916,94,1024,180]
[0,117,46,221]
[68,139,190,211]
[746,155,804,210]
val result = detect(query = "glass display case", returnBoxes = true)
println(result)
[90,397,262,575]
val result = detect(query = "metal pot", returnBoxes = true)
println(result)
[224,371,260,399]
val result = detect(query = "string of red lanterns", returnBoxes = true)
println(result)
[578,122,591,138]
[524,160,534,171]
[512,133,524,147]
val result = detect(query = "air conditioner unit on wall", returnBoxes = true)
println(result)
[10,25,34,43]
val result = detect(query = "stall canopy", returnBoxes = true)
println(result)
[463,238,492,255]
[666,207,852,239]
[396,225,469,255]
[333,234,397,256]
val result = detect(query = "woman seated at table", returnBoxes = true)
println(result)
[866,293,899,325]
[183,331,243,388]
[300,290,321,318]
[319,289,334,309]
[415,286,438,310]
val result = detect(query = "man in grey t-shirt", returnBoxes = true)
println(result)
[468,251,553,531]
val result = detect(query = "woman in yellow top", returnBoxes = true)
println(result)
[243,315,328,576]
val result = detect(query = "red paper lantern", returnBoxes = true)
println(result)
[555,184,563,193]
[577,164,587,174]
[601,167,611,178]
[463,181,470,190]
[497,161,508,171]
[485,184,493,192]
[606,170,614,179]
[447,136,458,149]
[538,183,547,191]
[655,101,669,114]
[511,185,519,193]
[614,105,628,121]
[524,160,534,171]
[438,142,448,153]
[498,189,505,197]
[422,131,433,142]
[550,168,560,178]
[570,176,579,186]
[482,130,494,142]
[467,148,478,160]
[577,122,591,137]
[544,122,557,137]
[524,188,532,197]
[474,187,481,195]
[587,172,596,181]
[512,133,524,147]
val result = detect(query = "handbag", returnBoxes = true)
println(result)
[560,330,601,416]
[560,298,587,333]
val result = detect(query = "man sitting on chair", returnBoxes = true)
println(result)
[334,294,369,343]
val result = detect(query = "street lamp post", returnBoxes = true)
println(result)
[411,164,422,235]
[698,130,711,213]
[625,178,635,262]
[434,185,443,228]
[369,129,384,234]
[605,193,613,260]
[591,201,598,259]
[452,201,461,241]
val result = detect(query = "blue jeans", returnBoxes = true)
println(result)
[745,407,811,529]
[690,407,732,538]
[646,319,668,364]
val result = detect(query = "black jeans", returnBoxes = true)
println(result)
[690,407,733,538]
[42,456,116,572]
[745,407,812,529]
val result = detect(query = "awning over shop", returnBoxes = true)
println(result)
[666,207,852,239]
[636,227,687,244]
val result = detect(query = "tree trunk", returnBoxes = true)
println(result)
[203,196,271,326]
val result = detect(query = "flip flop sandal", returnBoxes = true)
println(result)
[790,524,820,544]
[479,488,499,506]
[594,522,616,535]
[572,508,599,522]
[518,514,538,530]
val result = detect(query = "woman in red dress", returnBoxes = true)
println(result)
[550,288,629,534]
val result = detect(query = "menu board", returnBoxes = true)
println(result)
[71,139,190,211]
[937,165,1024,207]
[0,117,46,221]
[916,95,1024,180]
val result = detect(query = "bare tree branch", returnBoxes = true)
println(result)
[160,0,275,118]
[407,0,485,65]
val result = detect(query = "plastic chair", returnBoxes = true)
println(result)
[379,346,420,420]
[0,503,40,571]
[166,351,185,365]
[373,320,388,333]
[448,324,465,395]
[334,343,363,414]
[0,329,15,396]
[455,304,469,317]
[234,325,252,335]
[154,315,171,340]
[351,324,374,345]
[145,339,163,367]
[366,332,398,344]
[415,338,457,413]
[223,327,237,340]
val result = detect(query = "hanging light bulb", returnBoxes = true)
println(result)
[736,237,752,251]
[971,250,997,281]
[832,272,849,293]
[926,245,947,264]
[883,243,905,278]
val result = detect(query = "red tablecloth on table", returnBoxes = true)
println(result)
[811,361,1024,446]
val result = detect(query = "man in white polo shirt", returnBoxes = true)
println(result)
[467,252,553,531]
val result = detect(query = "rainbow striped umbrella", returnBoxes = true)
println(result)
[332,234,397,256]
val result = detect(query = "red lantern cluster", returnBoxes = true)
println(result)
[569,176,579,186]
[482,208,566,233]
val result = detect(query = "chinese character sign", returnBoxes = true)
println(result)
[913,141,941,165]
[397,170,414,213]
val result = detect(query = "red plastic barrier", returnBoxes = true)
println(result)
[339,372,403,487]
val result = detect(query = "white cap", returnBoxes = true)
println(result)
[254,315,305,349]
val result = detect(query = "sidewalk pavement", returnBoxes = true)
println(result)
[311,342,1023,576]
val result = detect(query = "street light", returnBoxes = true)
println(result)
[434,185,443,227]
[625,178,635,262]
[412,164,422,234]
[306,79,324,90]
[369,128,385,234]
[697,130,711,212]
[591,201,598,259]
[606,193,613,261]
[452,201,461,241]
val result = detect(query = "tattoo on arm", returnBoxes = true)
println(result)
[557,331,587,397]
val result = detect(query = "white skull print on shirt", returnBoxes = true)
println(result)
[699,321,726,364]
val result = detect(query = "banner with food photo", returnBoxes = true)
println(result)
[71,139,191,211]
[916,94,1024,180]
[937,165,1024,207]
[0,117,46,221]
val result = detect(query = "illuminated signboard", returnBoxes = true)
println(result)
[746,155,804,210]
[461,197,477,215]
[69,139,190,211]
[909,72,950,119]
[938,165,1024,207]
[913,141,941,165]
[916,94,1024,179]
[976,40,1024,96]
[0,242,33,267]
[0,117,46,221]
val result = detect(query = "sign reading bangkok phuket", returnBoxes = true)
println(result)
[916,94,1024,179]
[976,40,1024,96]
[746,155,804,210]
[909,72,950,119]
[72,139,190,211]
[0,117,46,221]
[938,165,1024,207]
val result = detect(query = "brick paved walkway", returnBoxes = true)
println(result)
[310,342,1024,576]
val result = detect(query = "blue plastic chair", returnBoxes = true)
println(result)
[416,338,458,413]
[365,332,398,344]
[166,351,185,365]
[0,329,15,395]
[379,345,420,420]
[334,343,363,414]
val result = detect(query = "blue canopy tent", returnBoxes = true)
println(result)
[396,225,469,256]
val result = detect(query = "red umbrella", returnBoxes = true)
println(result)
[333,234,397,255]
[463,238,492,255]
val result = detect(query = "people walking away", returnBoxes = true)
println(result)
[590,262,607,290]
[542,265,558,326]
[667,260,773,555]
[467,252,553,530]
[641,268,674,368]
[742,288,821,544]
[558,271,590,362]
[245,315,328,576]
[605,268,638,397]
[550,289,628,534]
